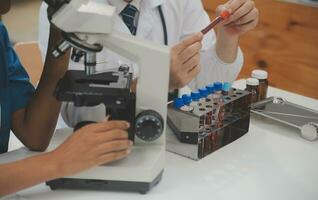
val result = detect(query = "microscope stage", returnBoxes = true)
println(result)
[55,70,133,107]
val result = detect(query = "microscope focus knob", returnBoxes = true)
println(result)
[135,110,164,142]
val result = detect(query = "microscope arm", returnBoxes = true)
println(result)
[90,31,170,144]
[90,31,170,115]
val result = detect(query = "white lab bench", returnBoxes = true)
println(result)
[1,79,318,200]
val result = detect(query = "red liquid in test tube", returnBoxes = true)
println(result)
[201,10,231,35]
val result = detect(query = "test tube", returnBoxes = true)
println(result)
[205,85,219,155]
[201,10,231,35]
[206,84,216,100]
[213,82,225,128]
[214,82,223,101]
[190,91,203,116]
[199,88,209,103]
[204,85,215,130]
[174,98,193,112]
[190,91,201,109]
[222,82,232,96]
[182,94,192,106]
[191,91,206,130]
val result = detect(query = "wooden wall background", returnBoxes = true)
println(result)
[203,0,318,99]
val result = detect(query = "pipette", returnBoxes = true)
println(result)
[201,10,231,35]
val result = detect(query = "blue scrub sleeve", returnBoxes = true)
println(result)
[1,22,36,112]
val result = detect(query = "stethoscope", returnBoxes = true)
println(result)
[158,5,168,46]
[126,5,168,45]
[158,5,178,100]
[128,5,168,45]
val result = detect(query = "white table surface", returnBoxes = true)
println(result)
[2,79,318,200]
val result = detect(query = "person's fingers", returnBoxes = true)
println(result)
[96,140,132,155]
[173,33,203,53]
[225,0,246,13]
[97,150,131,165]
[235,8,258,25]
[103,116,110,122]
[224,0,235,7]
[85,121,130,133]
[186,64,201,82]
[183,53,201,72]
[234,18,258,32]
[226,1,255,24]
[96,129,129,142]
[179,42,202,64]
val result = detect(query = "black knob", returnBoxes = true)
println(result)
[135,110,164,142]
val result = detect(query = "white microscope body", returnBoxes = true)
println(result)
[44,0,170,193]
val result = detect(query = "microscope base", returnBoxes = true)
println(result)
[46,171,163,194]
[45,129,165,194]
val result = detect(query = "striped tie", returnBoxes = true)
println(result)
[120,4,139,35]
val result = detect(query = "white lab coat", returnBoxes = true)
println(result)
[38,0,244,128]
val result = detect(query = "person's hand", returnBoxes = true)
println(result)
[169,33,203,90]
[217,0,259,37]
[50,120,132,177]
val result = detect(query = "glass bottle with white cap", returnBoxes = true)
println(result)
[245,78,260,103]
[252,70,268,101]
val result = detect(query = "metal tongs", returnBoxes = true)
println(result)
[252,97,318,141]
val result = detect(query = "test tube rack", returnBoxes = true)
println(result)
[167,88,251,160]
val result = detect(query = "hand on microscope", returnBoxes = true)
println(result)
[170,32,203,90]
[49,120,132,177]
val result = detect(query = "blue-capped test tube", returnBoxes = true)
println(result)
[182,94,192,105]
[174,98,194,112]
[222,82,232,96]
[190,91,206,129]
[213,82,223,102]
[206,84,215,100]
[209,82,223,129]
[190,91,200,106]
[189,91,200,114]
[205,84,217,129]
[214,82,223,95]
[199,88,208,103]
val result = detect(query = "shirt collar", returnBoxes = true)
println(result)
[147,0,164,8]
[108,0,164,14]
[108,0,142,14]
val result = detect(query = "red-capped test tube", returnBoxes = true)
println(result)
[201,10,231,35]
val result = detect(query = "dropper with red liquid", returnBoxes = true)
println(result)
[201,10,231,35]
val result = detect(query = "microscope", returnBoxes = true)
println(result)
[43,0,170,194]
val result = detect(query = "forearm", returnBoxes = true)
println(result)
[214,0,259,63]
[0,153,59,197]
[12,27,70,150]
[215,28,239,63]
